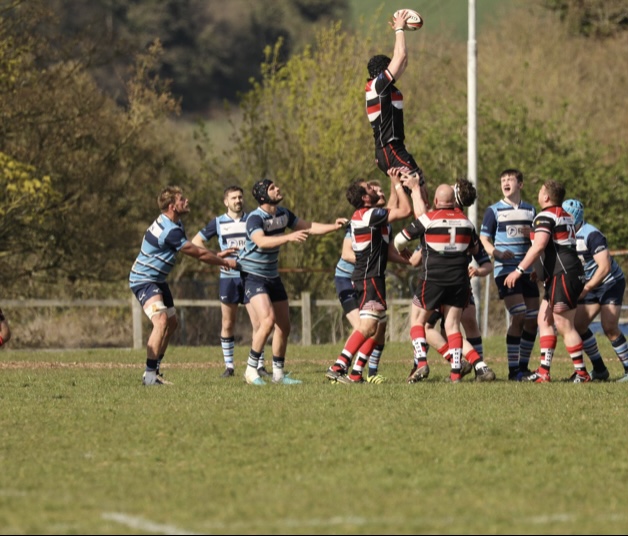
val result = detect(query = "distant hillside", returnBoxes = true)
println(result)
[349,0,519,39]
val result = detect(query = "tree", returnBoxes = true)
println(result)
[0,2,187,295]
[43,0,351,112]
[541,0,628,38]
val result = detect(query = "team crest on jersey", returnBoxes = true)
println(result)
[264,214,289,232]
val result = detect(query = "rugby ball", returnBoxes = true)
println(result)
[393,9,424,31]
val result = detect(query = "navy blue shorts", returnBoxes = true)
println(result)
[219,277,249,305]
[335,276,359,315]
[130,282,174,308]
[580,277,625,307]
[242,272,288,303]
[495,273,540,300]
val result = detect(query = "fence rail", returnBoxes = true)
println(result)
[2,295,414,349]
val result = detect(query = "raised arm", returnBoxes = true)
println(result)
[387,10,410,80]
[386,168,412,223]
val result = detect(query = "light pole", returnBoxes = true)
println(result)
[468,0,483,332]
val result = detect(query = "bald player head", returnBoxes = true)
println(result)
[433,184,456,209]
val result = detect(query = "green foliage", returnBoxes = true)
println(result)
[213,22,378,293]
[541,0,628,38]
[0,2,189,295]
[44,0,351,112]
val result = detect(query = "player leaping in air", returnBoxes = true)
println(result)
[365,9,428,204]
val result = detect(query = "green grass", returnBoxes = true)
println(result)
[349,0,520,39]
[1,339,627,534]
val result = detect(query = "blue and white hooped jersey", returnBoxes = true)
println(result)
[335,226,355,279]
[129,214,187,288]
[481,200,536,278]
[198,213,249,279]
[576,222,624,287]
[237,206,298,279]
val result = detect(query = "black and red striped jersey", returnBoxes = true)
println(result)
[532,205,583,278]
[350,207,390,280]
[400,208,479,284]
[365,69,405,148]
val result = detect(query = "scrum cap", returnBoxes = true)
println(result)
[252,179,273,205]
[562,199,584,226]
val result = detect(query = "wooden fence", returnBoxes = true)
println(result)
[2,294,414,349]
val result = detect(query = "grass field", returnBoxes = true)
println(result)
[1,339,627,535]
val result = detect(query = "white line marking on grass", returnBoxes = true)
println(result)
[0,489,27,497]
[102,513,202,535]
[201,516,372,530]
[528,513,576,524]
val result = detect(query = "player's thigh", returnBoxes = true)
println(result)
[575,302,599,331]
[248,293,276,327]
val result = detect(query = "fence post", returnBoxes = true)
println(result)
[131,297,143,350]
[301,292,312,346]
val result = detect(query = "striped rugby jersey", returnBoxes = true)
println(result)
[365,69,405,148]
[197,213,249,279]
[575,222,624,287]
[400,207,478,284]
[532,206,583,278]
[481,200,536,278]
[129,214,187,288]
[351,207,390,280]
[237,206,298,279]
[335,225,355,278]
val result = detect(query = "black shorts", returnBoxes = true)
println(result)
[375,141,424,184]
[413,279,471,310]
[544,272,585,310]
[495,273,540,300]
[354,276,387,313]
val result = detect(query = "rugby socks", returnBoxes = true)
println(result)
[145,358,158,372]
[539,335,557,375]
[507,334,521,374]
[567,342,586,374]
[581,329,607,372]
[258,350,266,371]
[610,334,628,372]
[350,337,377,381]
[333,331,366,372]
[220,336,235,370]
[437,343,450,362]
[368,343,384,377]
[519,330,536,372]
[467,336,483,359]
[245,349,262,380]
[156,354,164,374]
[272,355,285,382]
[410,325,428,369]
[448,333,463,382]
[466,349,487,371]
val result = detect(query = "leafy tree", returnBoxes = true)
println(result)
[198,22,377,296]
[0,1,187,295]
[541,0,628,37]
[43,0,350,112]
